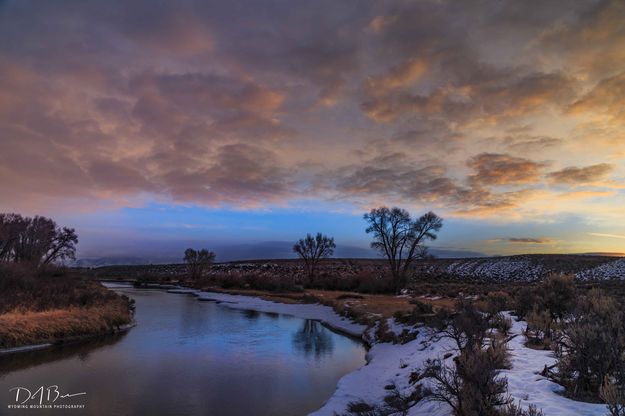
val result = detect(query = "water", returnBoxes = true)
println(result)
[0,286,366,416]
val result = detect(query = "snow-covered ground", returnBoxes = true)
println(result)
[502,313,607,416]
[443,259,546,281]
[576,258,625,280]
[311,328,455,416]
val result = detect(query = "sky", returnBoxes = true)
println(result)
[1,0,624,262]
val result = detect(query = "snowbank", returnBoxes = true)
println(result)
[311,328,454,416]
[195,291,367,338]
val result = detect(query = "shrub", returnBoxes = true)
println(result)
[556,289,625,398]
[382,385,430,414]
[500,403,544,416]
[0,264,127,313]
[525,306,553,347]
[343,385,430,415]
[491,313,512,336]
[487,337,511,370]
[513,286,536,319]
[410,298,434,314]
[443,298,489,353]
[394,299,434,325]
[426,299,512,416]
[345,401,378,416]
[482,293,512,316]
[374,319,396,344]
[541,274,576,320]
[356,271,394,294]
[425,347,509,416]
[600,377,625,416]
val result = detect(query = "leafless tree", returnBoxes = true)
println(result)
[0,213,77,266]
[293,233,335,283]
[183,248,215,279]
[0,213,26,262]
[364,207,442,293]
[42,227,79,265]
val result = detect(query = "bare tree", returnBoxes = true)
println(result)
[293,233,335,284]
[42,227,79,265]
[0,213,26,262]
[364,207,442,293]
[0,213,77,266]
[183,248,216,279]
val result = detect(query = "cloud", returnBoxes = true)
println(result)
[361,71,575,123]
[321,152,532,216]
[546,163,613,185]
[567,72,625,122]
[364,58,428,95]
[589,233,625,240]
[467,153,546,186]
[155,143,295,207]
[487,237,556,244]
[536,1,625,78]
[508,237,555,244]
[503,134,564,152]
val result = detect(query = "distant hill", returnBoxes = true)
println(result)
[87,254,625,282]
[73,243,485,267]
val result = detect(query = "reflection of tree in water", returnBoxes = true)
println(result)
[292,320,334,358]
[243,309,260,320]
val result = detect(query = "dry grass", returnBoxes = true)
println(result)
[196,285,455,326]
[0,299,132,348]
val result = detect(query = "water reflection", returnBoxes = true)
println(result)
[0,333,127,377]
[243,309,260,320]
[292,320,334,358]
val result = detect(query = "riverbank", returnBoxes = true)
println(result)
[174,286,609,415]
[0,266,134,351]
[189,288,452,415]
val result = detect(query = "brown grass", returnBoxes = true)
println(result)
[196,285,455,326]
[0,299,132,348]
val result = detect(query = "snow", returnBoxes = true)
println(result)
[501,313,607,416]
[576,258,625,280]
[166,287,199,294]
[311,328,455,416]
[444,259,545,281]
[0,343,52,355]
[314,311,610,416]
[195,291,367,337]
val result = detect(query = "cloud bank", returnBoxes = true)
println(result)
[0,0,624,227]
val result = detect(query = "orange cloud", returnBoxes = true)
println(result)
[467,153,546,186]
[546,163,614,185]
[364,58,428,95]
